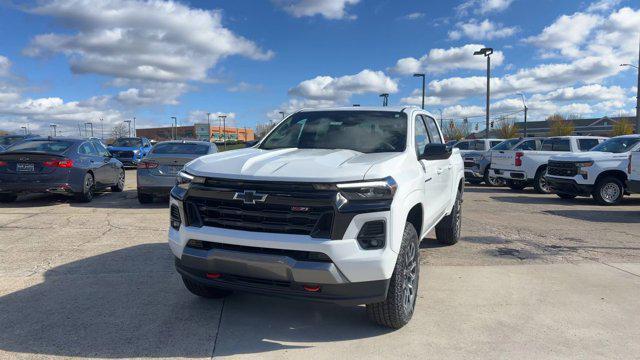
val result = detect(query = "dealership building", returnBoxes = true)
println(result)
[136,124,255,143]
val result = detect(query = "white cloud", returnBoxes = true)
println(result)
[401,12,425,20]
[529,84,627,103]
[288,69,398,102]
[524,12,602,58]
[115,81,190,106]
[24,0,274,83]
[185,110,237,126]
[273,0,360,20]
[586,0,622,12]
[456,0,514,16]
[0,56,10,77]
[391,44,505,75]
[267,98,340,121]
[448,19,518,40]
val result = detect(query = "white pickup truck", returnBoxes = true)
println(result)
[492,136,607,193]
[545,135,640,205]
[628,146,640,194]
[169,106,464,329]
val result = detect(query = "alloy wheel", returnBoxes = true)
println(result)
[600,182,621,204]
[402,241,418,316]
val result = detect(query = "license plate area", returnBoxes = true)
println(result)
[17,163,35,172]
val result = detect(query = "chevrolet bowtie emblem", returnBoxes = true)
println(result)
[233,190,268,205]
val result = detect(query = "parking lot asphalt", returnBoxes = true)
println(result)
[0,169,638,359]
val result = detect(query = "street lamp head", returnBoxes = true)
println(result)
[474,47,493,56]
[379,93,389,98]
[413,73,425,78]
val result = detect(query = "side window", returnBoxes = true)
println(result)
[555,139,571,151]
[515,140,536,151]
[423,116,443,144]
[490,141,502,148]
[93,141,110,157]
[414,116,430,157]
[541,140,553,151]
[455,141,469,150]
[78,142,97,155]
[578,139,599,151]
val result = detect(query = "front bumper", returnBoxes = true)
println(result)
[175,249,389,305]
[464,166,483,179]
[546,176,593,196]
[626,179,640,194]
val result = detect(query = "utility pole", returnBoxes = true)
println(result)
[413,73,426,109]
[50,123,57,137]
[517,93,528,137]
[133,117,136,137]
[206,112,211,142]
[474,47,493,139]
[170,117,177,140]
[379,93,389,107]
[100,118,104,139]
[124,120,131,137]
[438,109,443,130]
[219,115,227,150]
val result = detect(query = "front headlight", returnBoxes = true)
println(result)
[576,161,594,168]
[132,149,140,155]
[335,177,398,201]
[176,170,205,188]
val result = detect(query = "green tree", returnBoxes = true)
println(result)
[547,114,574,136]
[611,118,634,136]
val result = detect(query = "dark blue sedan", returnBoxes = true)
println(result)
[0,137,125,203]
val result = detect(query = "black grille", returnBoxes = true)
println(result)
[112,150,134,158]
[170,204,181,230]
[548,161,578,177]
[184,179,335,237]
[186,240,332,262]
[464,160,476,168]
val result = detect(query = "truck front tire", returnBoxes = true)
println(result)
[593,176,624,206]
[435,188,462,245]
[366,222,419,329]
[534,168,552,194]
[182,276,232,299]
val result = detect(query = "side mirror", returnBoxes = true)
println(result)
[420,143,452,161]
[245,140,258,148]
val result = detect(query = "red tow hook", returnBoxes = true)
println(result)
[303,285,321,292]
[206,273,222,279]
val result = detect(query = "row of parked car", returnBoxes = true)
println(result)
[0,134,218,203]
[453,134,640,205]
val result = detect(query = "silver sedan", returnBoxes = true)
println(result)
[136,140,217,203]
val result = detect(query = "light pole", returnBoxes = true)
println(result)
[279,111,285,119]
[133,117,136,137]
[379,93,389,107]
[21,126,27,135]
[474,47,493,139]
[621,59,640,134]
[50,123,57,137]
[516,93,528,137]
[124,120,131,137]
[170,117,177,140]
[438,109,443,130]
[85,122,94,137]
[100,118,104,139]
[219,115,227,150]
[206,112,211,142]
[413,73,426,109]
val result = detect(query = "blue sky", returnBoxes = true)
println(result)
[0,0,638,136]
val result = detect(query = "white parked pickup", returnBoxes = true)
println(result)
[492,136,607,194]
[546,135,640,205]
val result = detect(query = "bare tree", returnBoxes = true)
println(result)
[496,117,519,138]
[547,114,574,136]
[612,118,634,136]
[442,119,470,141]
[255,122,276,139]
[111,123,128,140]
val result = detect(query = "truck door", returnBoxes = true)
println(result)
[415,115,449,228]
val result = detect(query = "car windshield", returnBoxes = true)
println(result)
[260,111,407,153]
[112,138,142,147]
[590,137,640,153]
[0,136,24,146]
[491,139,520,150]
[151,143,210,155]
[6,140,73,154]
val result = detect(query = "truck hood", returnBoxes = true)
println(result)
[185,148,404,182]
[550,151,628,162]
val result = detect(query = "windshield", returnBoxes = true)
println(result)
[590,137,640,153]
[112,138,142,147]
[6,140,73,154]
[151,143,211,155]
[491,139,520,150]
[0,136,24,146]
[260,111,407,153]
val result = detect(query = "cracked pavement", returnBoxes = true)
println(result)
[0,170,639,359]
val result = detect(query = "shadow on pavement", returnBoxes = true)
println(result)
[544,209,640,223]
[0,243,389,358]
[0,190,168,210]
[490,195,593,206]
